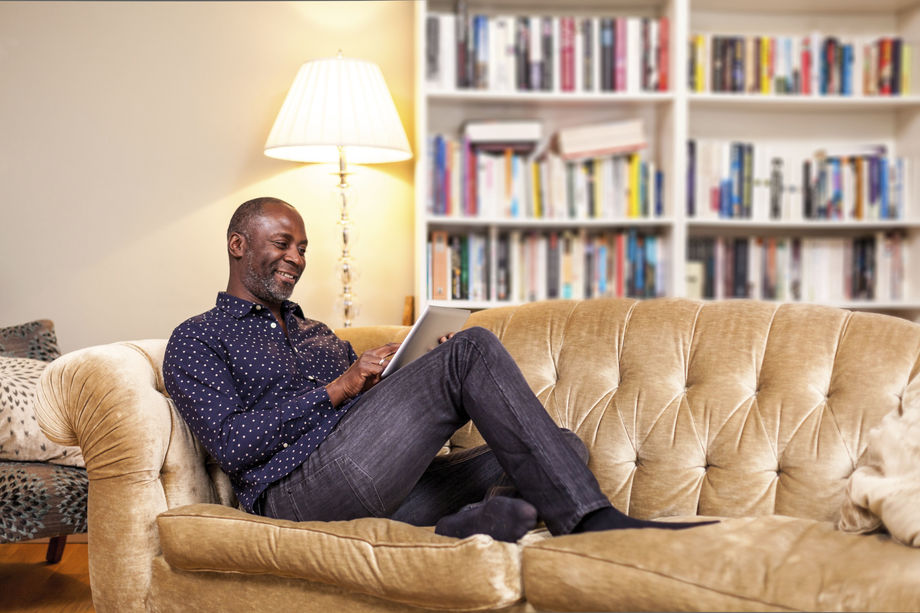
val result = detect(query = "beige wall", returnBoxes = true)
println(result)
[0,1,416,353]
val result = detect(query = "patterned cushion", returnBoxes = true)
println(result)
[0,320,86,544]
[0,320,61,362]
[0,356,84,466]
[0,461,87,542]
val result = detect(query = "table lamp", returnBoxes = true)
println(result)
[265,51,412,326]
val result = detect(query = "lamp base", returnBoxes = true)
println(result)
[335,146,355,327]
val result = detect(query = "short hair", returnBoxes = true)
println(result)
[227,197,291,240]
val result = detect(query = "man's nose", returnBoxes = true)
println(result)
[284,247,305,268]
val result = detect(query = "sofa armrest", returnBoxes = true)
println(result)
[333,325,410,355]
[34,340,217,613]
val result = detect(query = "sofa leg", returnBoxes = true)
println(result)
[46,535,67,564]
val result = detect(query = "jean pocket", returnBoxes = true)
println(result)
[285,455,386,522]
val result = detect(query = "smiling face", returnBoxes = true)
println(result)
[227,200,308,309]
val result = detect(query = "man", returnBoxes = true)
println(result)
[163,197,711,541]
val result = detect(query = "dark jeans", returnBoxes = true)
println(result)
[259,326,610,535]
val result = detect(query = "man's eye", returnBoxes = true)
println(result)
[298,248,307,256]
[272,241,287,249]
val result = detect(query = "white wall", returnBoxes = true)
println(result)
[0,1,416,353]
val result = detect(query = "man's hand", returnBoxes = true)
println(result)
[438,332,457,344]
[326,342,401,407]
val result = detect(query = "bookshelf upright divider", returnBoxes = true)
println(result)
[414,0,920,322]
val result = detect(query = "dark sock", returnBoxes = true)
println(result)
[435,496,539,542]
[574,506,719,533]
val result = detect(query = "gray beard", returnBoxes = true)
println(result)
[242,255,293,304]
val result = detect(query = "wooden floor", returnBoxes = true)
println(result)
[0,543,93,612]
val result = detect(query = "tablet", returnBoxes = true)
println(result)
[381,305,471,378]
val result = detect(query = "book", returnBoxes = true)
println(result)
[557,118,646,160]
[426,15,439,83]
[464,120,542,144]
[430,231,450,300]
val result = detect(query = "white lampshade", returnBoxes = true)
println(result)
[264,54,412,164]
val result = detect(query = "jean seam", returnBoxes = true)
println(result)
[337,456,387,517]
[459,334,587,533]
[263,489,277,518]
[283,488,305,522]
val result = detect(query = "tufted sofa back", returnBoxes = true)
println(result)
[451,298,920,524]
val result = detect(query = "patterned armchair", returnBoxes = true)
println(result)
[0,319,87,563]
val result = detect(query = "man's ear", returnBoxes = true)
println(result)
[228,232,246,259]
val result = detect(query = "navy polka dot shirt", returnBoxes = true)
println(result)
[163,292,359,513]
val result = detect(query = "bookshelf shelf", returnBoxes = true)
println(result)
[693,0,916,14]
[687,219,920,231]
[838,300,920,310]
[429,299,515,310]
[428,216,676,229]
[690,93,920,111]
[429,90,676,105]
[415,0,920,322]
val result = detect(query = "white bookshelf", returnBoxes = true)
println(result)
[414,0,920,320]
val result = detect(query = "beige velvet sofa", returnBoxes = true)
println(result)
[34,298,920,612]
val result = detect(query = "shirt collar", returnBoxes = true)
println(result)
[216,292,304,320]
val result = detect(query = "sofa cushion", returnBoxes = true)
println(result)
[0,356,84,466]
[522,515,920,612]
[839,395,920,546]
[0,319,61,362]
[157,503,522,611]
[0,460,88,542]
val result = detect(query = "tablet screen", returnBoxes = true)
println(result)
[381,305,471,378]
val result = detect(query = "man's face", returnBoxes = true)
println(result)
[239,203,308,305]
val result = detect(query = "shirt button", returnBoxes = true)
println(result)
[270,322,277,329]
[255,305,262,311]
[282,442,289,448]
[307,375,316,381]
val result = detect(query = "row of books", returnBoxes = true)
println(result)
[688,33,912,96]
[687,140,910,221]
[429,135,663,220]
[429,118,662,220]
[428,229,666,303]
[426,8,669,94]
[687,233,907,302]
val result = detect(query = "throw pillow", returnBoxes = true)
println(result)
[0,320,61,362]
[838,399,920,546]
[0,356,84,467]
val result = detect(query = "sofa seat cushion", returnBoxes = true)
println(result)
[522,515,920,612]
[157,503,522,611]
